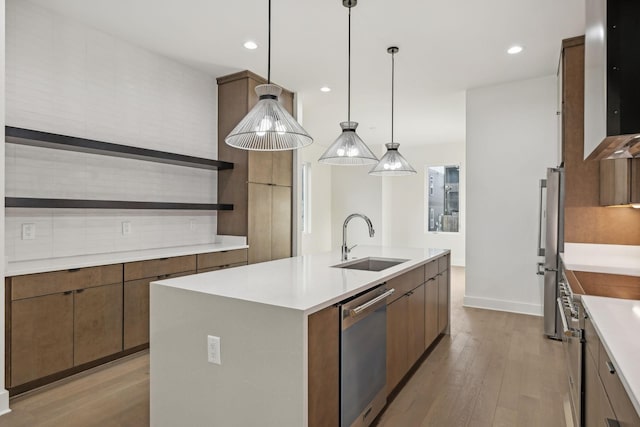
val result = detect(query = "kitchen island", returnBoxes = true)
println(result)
[149,246,450,427]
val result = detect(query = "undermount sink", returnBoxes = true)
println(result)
[333,257,409,272]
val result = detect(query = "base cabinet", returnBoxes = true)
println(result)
[386,294,410,395]
[424,277,439,347]
[10,292,74,386]
[438,270,449,334]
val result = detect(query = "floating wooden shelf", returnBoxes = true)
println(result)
[5,126,234,171]
[5,197,233,211]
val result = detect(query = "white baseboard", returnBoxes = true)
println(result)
[0,389,11,417]
[463,295,543,316]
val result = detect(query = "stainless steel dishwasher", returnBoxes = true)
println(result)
[340,284,395,427]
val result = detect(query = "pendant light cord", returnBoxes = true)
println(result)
[391,50,394,142]
[347,5,351,123]
[267,0,271,83]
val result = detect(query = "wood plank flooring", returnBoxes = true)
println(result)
[375,267,569,427]
[1,267,569,427]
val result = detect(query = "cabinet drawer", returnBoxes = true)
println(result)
[197,249,248,271]
[438,254,449,273]
[425,259,438,281]
[585,317,600,366]
[124,255,196,281]
[11,264,123,301]
[598,343,640,427]
[197,262,247,274]
[387,266,425,304]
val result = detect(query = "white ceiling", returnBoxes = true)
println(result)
[28,0,585,147]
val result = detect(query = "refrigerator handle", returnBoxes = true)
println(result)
[537,179,547,256]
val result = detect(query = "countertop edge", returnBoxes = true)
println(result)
[582,296,640,419]
[6,242,249,276]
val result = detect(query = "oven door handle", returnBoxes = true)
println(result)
[349,289,395,317]
[557,298,580,338]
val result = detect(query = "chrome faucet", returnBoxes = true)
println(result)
[342,213,375,261]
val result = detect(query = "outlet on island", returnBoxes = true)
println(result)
[21,223,36,240]
[121,221,132,236]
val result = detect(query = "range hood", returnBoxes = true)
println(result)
[584,0,640,160]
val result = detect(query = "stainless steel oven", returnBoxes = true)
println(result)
[558,268,585,427]
[340,284,395,427]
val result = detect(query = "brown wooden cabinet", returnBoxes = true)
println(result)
[600,158,640,206]
[386,293,409,396]
[308,304,339,427]
[584,343,616,427]
[598,342,640,427]
[424,276,439,348]
[407,284,426,367]
[438,270,449,334]
[217,71,294,264]
[7,264,123,389]
[10,292,74,386]
[196,249,248,273]
[74,283,123,366]
[123,255,196,350]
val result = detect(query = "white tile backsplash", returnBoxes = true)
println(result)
[5,0,222,263]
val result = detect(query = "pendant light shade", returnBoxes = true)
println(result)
[225,84,312,150]
[318,0,378,166]
[370,46,416,176]
[318,121,378,165]
[225,0,313,151]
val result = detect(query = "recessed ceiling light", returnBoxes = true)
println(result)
[507,45,523,55]
[243,41,258,50]
[320,86,331,93]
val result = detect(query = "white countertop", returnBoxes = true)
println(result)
[5,236,247,276]
[153,246,449,314]
[582,295,640,418]
[561,243,640,276]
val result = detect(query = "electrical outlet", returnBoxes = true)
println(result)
[21,223,36,240]
[189,220,196,231]
[207,335,221,365]
[121,221,131,236]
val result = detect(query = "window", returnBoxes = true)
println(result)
[426,165,459,232]
[301,162,311,233]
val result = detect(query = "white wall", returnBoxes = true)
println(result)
[381,141,466,266]
[465,75,558,315]
[5,0,219,262]
[1,0,10,415]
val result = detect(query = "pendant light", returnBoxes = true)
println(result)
[318,0,378,165]
[225,0,313,151]
[369,47,417,176]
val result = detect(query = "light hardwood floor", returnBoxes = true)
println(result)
[1,267,568,427]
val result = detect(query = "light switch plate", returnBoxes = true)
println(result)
[21,223,36,240]
[207,335,221,365]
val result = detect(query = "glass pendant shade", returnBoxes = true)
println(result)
[225,84,312,150]
[318,121,378,165]
[369,142,416,176]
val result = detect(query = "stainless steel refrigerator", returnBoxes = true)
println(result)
[537,167,564,340]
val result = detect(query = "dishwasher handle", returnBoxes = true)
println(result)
[349,289,395,317]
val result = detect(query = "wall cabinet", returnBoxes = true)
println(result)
[600,158,640,206]
[7,264,123,389]
[217,71,294,263]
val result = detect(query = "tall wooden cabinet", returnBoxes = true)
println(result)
[217,71,294,264]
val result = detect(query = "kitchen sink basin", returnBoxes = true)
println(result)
[333,257,409,272]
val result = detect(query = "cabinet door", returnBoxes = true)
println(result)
[584,350,616,427]
[407,285,425,366]
[308,305,339,427]
[248,151,273,184]
[272,185,292,260]
[424,277,439,348]
[11,292,74,386]
[438,271,449,334]
[124,278,152,349]
[74,283,123,365]
[248,183,273,263]
[272,151,293,186]
[386,295,409,396]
